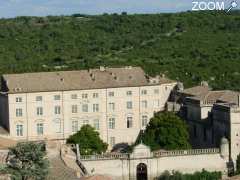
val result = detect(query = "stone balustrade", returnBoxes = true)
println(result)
[80,153,129,161]
[153,148,220,157]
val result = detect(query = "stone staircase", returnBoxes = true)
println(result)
[46,141,80,180]
[46,153,80,180]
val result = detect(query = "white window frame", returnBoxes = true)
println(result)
[16,97,22,103]
[126,91,132,96]
[93,93,99,98]
[82,104,88,112]
[109,118,115,129]
[72,105,78,113]
[54,106,61,115]
[127,117,133,128]
[72,120,78,133]
[16,108,23,117]
[141,100,148,108]
[71,94,77,99]
[93,104,99,112]
[141,89,147,95]
[127,101,133,109]
[54,95,61,100]
[108,91,114,97]
[82,94,88,99]
[93,119,100,130]
[110,137,116,147]
[142,115,148,127]
[37,107,43,116]
[109,102,115,111]
[37,123,44,135]
[16,124,23,136]
[36,96,43,101]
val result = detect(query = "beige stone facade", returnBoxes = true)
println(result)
[0,67,176,149]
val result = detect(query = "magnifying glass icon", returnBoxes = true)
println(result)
[227,1,238,12]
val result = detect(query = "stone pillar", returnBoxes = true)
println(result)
[220,137,229,161]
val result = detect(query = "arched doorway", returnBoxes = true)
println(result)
[136,163,147,180]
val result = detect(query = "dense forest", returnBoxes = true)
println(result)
[0,11,240,90]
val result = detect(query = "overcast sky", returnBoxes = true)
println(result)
[0,0,238,18]
[0,0,194,18]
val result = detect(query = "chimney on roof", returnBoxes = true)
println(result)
[100,66,105,72]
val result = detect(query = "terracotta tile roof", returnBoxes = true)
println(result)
[184,85,240,105]
[2,67,175,94]
[181,85,210,98]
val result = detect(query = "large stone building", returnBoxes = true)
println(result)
[170,83,240,166]
[0,66,176,149]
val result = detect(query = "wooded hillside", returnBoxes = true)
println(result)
[0,11,240,89]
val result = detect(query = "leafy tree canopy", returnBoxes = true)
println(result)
[140,112,191,150]
[67,125,108,155]
[0,11,240,90]
[2,142,49,180]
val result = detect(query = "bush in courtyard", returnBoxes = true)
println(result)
[139,112,191,150]
[1,142,49,180]
[157,169,222,180]
[67,125,108,155]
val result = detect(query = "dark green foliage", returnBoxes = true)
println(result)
[140,112,191,150]
[67,125,108,155]
[2,142,49,180]
[0,11,240,90]
[157,170,222,180]
[236,154,240,174]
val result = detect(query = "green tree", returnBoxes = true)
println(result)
[2,142,49,180]
[140,112,191,150]
[67,125,108,155]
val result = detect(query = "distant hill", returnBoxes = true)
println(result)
[0,11,240,90]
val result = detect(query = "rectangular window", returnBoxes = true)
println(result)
[72,105,78,113]
[126,91,132,96]
[72,121,78,133]
[37,123,44,135]
[16,97,22,103]
[93,93,99,98]
[16,108,23,117]
[37,107,43,116]
[82,94,88,99]
[109,103,115,111]
[141,89,147,95]
[110,137,116,147]
[54,95,61,100]
[154,89,159,94]
[83,120,89,125]
[141,100,148,108]
[82,104,88,112]
[93,119,100,130]
[93,104,99,112]
[142,115,148,127]
[16,124,23,136]
[109,118,115,129]
[153,100,160,108]
[54,106,61,115]
[108,91,114,97]
[127,117,133,128]
[127,101,133,109]
[36,96,42,101]
[71,94,77,99]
